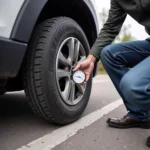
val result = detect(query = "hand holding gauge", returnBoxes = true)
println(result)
[73,55,96,84]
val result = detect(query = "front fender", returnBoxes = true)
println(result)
[11,0,100,43]
[11,0,48,43]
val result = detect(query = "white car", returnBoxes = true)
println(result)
[0,0,100,124]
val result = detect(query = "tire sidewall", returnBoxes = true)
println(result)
[43,18,92,119]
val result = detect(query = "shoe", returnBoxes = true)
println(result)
[106,115,150,129]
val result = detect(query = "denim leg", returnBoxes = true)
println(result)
[101,40,150,120]
[120,56,150,119]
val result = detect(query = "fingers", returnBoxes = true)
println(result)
[84,63,94,83]
[73,60,89,71]
[85,74,90,82]
[73,63,81,71]
[83,74,90,84]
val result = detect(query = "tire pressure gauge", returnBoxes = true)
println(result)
[73,70,86,84]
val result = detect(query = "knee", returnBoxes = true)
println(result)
[100,45,112,62]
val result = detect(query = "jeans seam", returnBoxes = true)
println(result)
[113,50,150,58]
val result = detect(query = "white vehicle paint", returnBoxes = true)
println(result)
[0,0,25,38]
[85,0,100,33]
[90,0,101,31]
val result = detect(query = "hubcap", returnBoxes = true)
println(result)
[56,37,87,106]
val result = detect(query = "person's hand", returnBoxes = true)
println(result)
[73,55,96,82]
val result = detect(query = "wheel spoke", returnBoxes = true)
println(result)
[62,80,71,100]
[70,81,75,103]
[76,83,84,94]
[59,52,71,66]
[68,38,75,62]
[74,41,80,64]
[57,69,70,78]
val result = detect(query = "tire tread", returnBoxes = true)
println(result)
[24,17,91,124]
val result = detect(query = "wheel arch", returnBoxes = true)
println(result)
[11,0,99,47]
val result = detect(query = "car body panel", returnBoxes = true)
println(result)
[11,0,100,43]
[0,0,25,38]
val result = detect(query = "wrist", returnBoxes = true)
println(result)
[87,54,96,63]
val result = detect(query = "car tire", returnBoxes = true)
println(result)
[24,17,92,125]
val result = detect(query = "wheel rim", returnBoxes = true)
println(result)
[56,37,87,106]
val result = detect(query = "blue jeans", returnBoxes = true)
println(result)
[101,40,150,120]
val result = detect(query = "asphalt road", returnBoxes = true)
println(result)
[0,75,149,150]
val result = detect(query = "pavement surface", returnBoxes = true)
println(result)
[0,75,149,150]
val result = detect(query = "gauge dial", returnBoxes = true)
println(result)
[73,70,86,84]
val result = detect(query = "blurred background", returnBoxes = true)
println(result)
[94,0,149,74]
